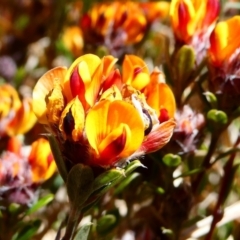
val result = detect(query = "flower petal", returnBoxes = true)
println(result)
[59,97,85,141]
[33,67,67,124]
[139,119,176,154]
[85,100,145,165]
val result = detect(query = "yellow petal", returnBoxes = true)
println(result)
[209,16,240,65]
[85,100,144,161]
[122,55,149,90]
[59,97,85,141]
[33,67,67,124]
[100,85,123,101]
[145,69,176,119]
[46,81,65,125]
[63,54,101,102]
[0,84,21,118]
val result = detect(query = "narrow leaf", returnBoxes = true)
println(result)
[67,164,94,209]
[74,223,92,240]
[26,194,54,215]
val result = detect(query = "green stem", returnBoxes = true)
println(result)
[192,131,221,194]
[205,134,240,240]
[61,206,83,240]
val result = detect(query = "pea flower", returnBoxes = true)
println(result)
[80,1,169,56]
[0,137,56,205]
[122,55,176,123]
[32,54,175,168]
[0,84,37,137]
[62,26,84,58]
[208,16,240,111]
[170,0,220,61]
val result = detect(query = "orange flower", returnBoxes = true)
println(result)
[139,1,170,23]
[208,16,240,67]
[28,138,56,182]
[33,54,175,168]
[122,55,176,122]
[62,26,84,57]
[81,2,146,45]
[170,0,220,44]
[207,16,240,105]
[0,84,37,137]
[0,137,56,204]
[80,1,169,57]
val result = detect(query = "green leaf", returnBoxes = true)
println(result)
[114,172,141,195]
[174,45,195,84]
[67,164,94,210]
[12,220,41,240]
[26,194,54,215]
[162,154,182,167]
[48,134,68,182]
[74,223,92,240]
[96,214,117,235]
[207,109,228,125]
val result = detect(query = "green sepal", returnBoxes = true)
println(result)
[203,91,218,109]
[114,172,141,195]
[96,214,117,235]
[92,168,124,194]
[162,153,182,167]
[207,109,228,125]
[174,45,195,85]
[47,134,68,182]
[82,160,144,212]
[124,159,145,176]
[66,163,94,210]
[73,223,92,240]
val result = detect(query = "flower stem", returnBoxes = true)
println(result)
[61,206,83,240]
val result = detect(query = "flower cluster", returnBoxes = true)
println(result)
[0,137,56,205]
[33,54,176,168]
[0,84,37,137]
[80,1,169,56]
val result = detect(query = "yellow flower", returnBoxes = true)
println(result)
[208,16,240,67]
[170,0,220,43]
[33,54,176,168]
